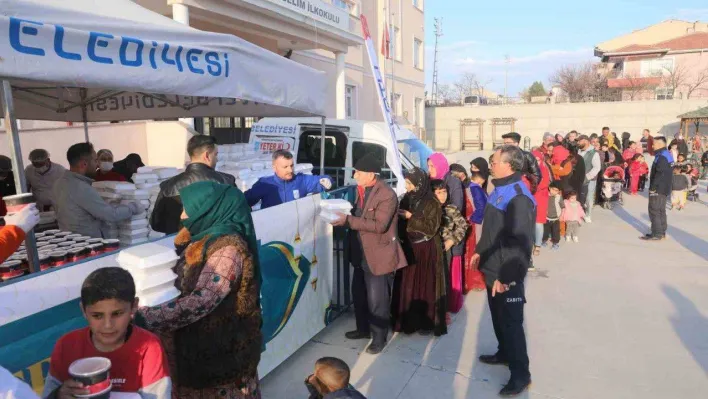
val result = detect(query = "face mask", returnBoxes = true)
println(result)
[36,165,50,174]
[99,162,114,172]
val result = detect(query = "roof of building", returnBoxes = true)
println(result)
[678,105,708,120]
[596,20,708,52]
[612,32,708,54]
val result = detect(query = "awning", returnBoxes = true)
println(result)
[0,0,328,120]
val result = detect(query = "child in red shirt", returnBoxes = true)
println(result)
[629,153,649,195]
[42,267,171,399]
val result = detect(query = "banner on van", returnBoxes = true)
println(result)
[360,15,403,176]
[253,136,296,153]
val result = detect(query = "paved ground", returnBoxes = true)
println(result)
[261,181,708,399]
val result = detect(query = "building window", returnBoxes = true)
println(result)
[641,58,673,77]
[393,27,402,61]
[345,85,357,119]
[415,98,423,126]
[413,38,423,69]
[334,0,358,16]
[656,87,674,100]
[391,93,402,116]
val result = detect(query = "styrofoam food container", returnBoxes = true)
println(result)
[320,199,353,211]
[139,286,180,307]
[319,210,343,223]
[117,243,179,269]
[129,269,177,292]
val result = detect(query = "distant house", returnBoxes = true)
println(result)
[594,20,708,101]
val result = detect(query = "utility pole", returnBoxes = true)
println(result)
[432,18,442,105]
[504,54,510,104]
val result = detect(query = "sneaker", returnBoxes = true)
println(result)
[584,217,592,223]
[565,236,571,242]
[541,242,549,248]
[551,244,560,251]
[573,236,579,243]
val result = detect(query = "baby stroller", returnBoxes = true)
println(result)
[601,165,625,209]
[687,172,700,202]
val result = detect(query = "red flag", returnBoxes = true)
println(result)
[381,18,390,59]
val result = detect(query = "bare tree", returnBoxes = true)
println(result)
[453,72,493,99]
[550,62,606,102]
[453,72,478,99]
[684,66,708,99]
[622,71,655,100]
[436,83,456,105]
[473,77,494,97]
[662,63,689,95]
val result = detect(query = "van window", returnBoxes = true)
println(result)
[352,141,396,182]
[297,130,347,186]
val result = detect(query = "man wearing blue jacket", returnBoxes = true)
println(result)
[245,149,332,209]
[471,145,535,397]
[641,136,674,241]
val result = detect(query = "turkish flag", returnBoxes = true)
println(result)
[381,19,390,59]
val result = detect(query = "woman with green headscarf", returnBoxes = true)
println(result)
[136,181,262,399]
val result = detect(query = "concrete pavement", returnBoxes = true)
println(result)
[261,182,708,399]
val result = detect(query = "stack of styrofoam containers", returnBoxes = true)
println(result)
[119,187,151,246]
[117,243,180,306]
[93,181,138,239]
[294,163,314,175]
[319,199,353,223]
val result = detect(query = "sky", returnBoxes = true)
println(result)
[423,1,708,97]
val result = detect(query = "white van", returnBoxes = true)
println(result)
[248,118,434,195]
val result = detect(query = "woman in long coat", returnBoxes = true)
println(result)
[427,153,465,313]
[392,168,447,336]
[531,149,551,256]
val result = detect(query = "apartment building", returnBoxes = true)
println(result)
[136,0,426,141]
[595,20,708,101]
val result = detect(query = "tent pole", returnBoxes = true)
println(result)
[319,116,326,175]
[1,80,40,273]
[80,89,89,142]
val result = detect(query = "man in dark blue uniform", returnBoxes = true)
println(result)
[641,136,673,241]
[471,145,535,397]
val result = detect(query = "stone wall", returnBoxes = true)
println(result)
[426,99,708,152]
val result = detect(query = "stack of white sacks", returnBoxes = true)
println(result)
[117,243,180,306]
[93,166,181,246]
[319,199,353,223]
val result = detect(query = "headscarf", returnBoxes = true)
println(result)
[179,181,260,281]
[404,167,433,213]
[428,152,450,179]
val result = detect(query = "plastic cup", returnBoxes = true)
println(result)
[2,193,35,215]
[68,357,112,399]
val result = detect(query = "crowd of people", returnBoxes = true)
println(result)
[1,127,707,399]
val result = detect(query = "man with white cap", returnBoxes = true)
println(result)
[25,149,66,211]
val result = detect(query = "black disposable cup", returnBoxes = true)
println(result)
[102,239,120,252]
[0,260,24,280]
[68,357,112,399]
[2,193,35,215]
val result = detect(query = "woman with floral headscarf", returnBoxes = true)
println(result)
[392,168,447,336]
[136,181,262,399]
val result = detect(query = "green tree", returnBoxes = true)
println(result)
[528,81,547,97]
